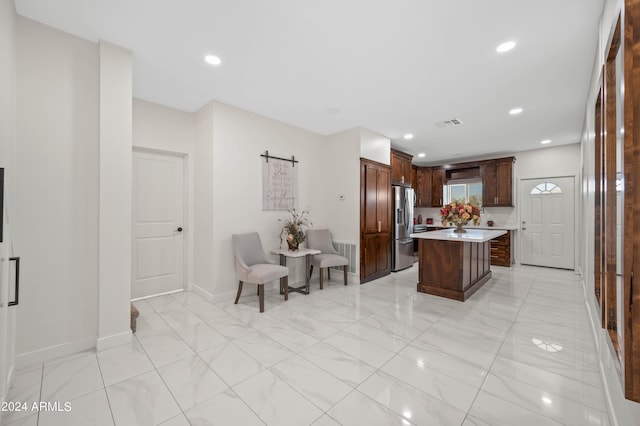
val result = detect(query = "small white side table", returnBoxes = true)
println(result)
[271,248,320,295]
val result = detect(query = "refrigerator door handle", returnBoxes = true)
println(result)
[9,256,19,306]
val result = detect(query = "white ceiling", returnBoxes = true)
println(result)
[14,0,604,165]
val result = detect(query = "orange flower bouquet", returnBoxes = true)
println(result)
[440,201,480,233]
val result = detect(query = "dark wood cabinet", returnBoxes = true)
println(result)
[415,167,432,207]
[490,230,513,266]
[390,149,413,185]
[482,158,514,207]
[360,158,392,283]
[431,168,445,207]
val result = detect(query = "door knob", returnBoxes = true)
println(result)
[176,227,183,232]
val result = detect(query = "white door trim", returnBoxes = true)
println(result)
[517,175,578,272]
[132,148,188,298]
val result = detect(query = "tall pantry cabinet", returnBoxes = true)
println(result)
[360,158,392,283]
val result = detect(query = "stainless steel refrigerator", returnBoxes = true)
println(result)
[392,184,415,271]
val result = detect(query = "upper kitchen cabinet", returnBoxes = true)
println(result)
[481,157,514,207]
[415,167,432,207]
[390,149,413,185]
[431,167,445,207]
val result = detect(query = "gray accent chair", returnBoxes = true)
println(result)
[306,229,348,289]
[232,232,289,312]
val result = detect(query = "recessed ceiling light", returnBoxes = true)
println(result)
[204,55,221,65]
[404,134,414,140]
[496,41,516,53]
[541,139,551,145]
[418,153,426,158]
[509,107,523,115]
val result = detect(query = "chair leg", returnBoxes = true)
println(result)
[343,265,348,286]
[258,284,264,313]
[234,281,244,304]
[283,276,289,301]
[309,265,314,279]
[328,267,331,281]
[319,268,324,289]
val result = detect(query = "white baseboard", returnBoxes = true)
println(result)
[96,330,132,352]
[15,336,96,369]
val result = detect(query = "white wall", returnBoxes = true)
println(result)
[580,0,640,424]
[193,102,215,298]
[202,101,327,299]
[321,128,361,242]
[132,99,196,290]
[15,17,99,360]
[360,127,391,165]
[0,0,16,215]
[0,0,18,407]
[97,41,132,350]
[514,143,582,180]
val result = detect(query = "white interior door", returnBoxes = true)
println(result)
[132,151,185,299]
[520,176,575,269]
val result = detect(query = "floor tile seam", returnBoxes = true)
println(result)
[338,387,419,426]
[318,337,396,370]
[373,356,476,418]
[487,367,609,414]
[496,344,601,372]
[116,333,185,420]
[295,346,366,391]
[215,387,266,426]
[338,324,413,354]
[469,389,568,426]
[232,333,294,364]
[230,365,326,424]
[502,334,600,358]
[149,355,196,417]
[265,363,348,417]
[461,276,537,424]
[79,352,116,426]
[478,376,599,426]
[270,319,342,347]
[391,345,490,383]
[36,365,43,425]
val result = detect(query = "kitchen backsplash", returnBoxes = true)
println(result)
[415,206,517,228]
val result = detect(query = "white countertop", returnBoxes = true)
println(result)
[411,228,507,243]
[422,224,518,231]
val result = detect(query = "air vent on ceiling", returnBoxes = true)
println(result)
[435,118,463,128]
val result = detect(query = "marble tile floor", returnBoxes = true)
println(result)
[1,265,610,426]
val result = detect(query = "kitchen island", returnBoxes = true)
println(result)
[411,228,507,301]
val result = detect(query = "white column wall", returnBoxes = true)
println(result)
[0,0,17,409]
[15,17,100,363]
[97,41,133,350]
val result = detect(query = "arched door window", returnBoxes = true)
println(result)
[530,182,563,195]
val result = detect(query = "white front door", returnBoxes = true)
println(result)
[520,176,575,269]
[132,151,185,299]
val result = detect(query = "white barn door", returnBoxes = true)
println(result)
[520,177,575,269]
[132,150,185,299]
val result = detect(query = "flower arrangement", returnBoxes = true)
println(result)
[279,208,312,250]
[440,201,480,232]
